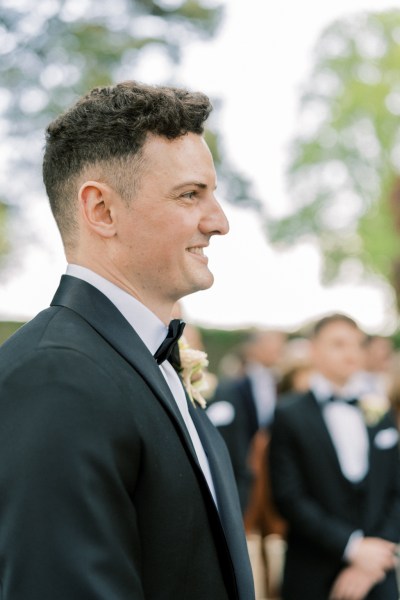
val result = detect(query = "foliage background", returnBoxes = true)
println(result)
[267,10,400,307]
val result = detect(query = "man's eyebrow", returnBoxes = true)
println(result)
[171,181,217,192]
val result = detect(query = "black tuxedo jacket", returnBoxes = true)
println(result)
[269,391,400,600]
[208,376,260,513]
[0,276,255,600]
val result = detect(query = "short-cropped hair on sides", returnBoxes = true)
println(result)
[312,313,361,338]
[42,81,213,248]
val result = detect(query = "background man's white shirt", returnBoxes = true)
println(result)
[311,372,373,558]
[311,372,370,483]
[247,362,277,428]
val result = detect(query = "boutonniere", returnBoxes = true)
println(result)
[358,393,390,426]
[177,338,209,409]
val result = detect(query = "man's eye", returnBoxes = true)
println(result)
[182,191,196,199]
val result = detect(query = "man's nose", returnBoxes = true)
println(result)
[201,196,230,236]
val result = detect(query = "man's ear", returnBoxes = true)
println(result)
[78,181,117,238]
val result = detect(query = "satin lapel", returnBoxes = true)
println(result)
[189,401,254,600]
[365,410,398,465]
[304,392,346,478]
[51,275,199,463]
[188,401,255,600]
[363,415,393,522]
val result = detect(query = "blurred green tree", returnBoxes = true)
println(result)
[0,0,257,270]
[266,10,400,306]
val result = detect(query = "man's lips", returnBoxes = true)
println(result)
[186,246,208,263]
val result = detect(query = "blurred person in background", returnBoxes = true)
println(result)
[282,336,313,367]
[207,329,286,514]
[207,329,286,599]
[356,335,394,397]
[270,314,400,600]
[388,353,400,430]
[277,360,313,395]
[278,336,313,395]
[245,351,314,541]
[252,348,313,599]
[364,335,394,374]
[218,345,247,380]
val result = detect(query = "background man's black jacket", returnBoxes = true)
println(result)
[269,391,400,600]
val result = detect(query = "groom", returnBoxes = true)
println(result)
[0,81,255,599]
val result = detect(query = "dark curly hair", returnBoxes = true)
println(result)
[43,81,212,246]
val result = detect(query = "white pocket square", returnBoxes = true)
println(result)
[374,428,399,450]
[207,401,235,427]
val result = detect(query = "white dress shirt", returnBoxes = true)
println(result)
[311,372,371,559]
[246,362,277,427]
[66,264,218,506]
[311,373,370,483]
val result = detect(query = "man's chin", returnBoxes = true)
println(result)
[178,273,215,299]
[195,271,214,292]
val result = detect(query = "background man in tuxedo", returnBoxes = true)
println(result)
[208,329,286,515]
[0,81,255,600]
[270,314,400,600]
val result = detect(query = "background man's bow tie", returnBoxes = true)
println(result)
[154,319,186,368]
[327,395,358,406]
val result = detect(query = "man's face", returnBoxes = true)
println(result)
[312,322,365,386]
[250,332,286,368]
[364,337,393,373]
[114,132,229,305]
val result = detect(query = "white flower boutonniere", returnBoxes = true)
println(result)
[358,393,390,426]
[177,338,209,409]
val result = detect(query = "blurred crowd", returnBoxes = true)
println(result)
[185,315,400,600]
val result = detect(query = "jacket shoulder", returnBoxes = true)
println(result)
[0,307,60,367]
[273,391,315,427]
[0,306,125,391]
[2,305,108,358]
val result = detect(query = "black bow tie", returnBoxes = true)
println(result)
[327,395,358,406]
[154,319,186,368]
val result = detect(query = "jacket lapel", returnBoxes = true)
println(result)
[304,392,348,479]
[52,276,254,598]
[188,402,255,600]
[306,393,387,495]
[51,275,200,465]
[363,413,396,524]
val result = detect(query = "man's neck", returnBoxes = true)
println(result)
[66,259,175,325]
[318,371,351,391]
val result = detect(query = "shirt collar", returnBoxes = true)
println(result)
[66,264,167,355]
[311,372,367,404]
[311,373,335,403]
[246,362,274,382]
